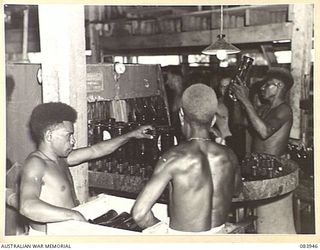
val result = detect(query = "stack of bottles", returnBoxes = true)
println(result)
[287,142,313,178]
[89,210,142,232]
[240,153,284,180]
[88,121,176,178]
[87,96,176,179]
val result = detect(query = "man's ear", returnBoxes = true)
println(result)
[210,115,217,127]
[44,129,52,142]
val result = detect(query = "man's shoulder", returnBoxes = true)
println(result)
[23,152,47,172]
[273,102,293,119]
[171,142,231,161]
[277,102,292,112]
[159,144,200,169]
[162,144,191,161]
[207,143,237,163]
[208,140,231,152]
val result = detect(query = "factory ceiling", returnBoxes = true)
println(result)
[4,4,298,55]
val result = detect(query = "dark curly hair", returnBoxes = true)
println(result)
[265,68,294,92]
[29,102,77,144]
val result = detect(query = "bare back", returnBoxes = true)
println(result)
[206,143,240,227]
[132,138,241,232]
[168,140,240,230]
[168,142,213,231]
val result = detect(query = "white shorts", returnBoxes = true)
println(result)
[143,218,226,235]
[168,224,226,235]
[28,227,46,236]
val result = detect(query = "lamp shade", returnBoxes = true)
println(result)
[202,34,240,55]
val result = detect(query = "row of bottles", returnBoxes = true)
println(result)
[87,96,175,179]
[88,120,177,178]
[88,100,112,122]
[89,210,142,232]
[87,96,168,127]
[240,153,284,180]
[287,142,313,178]
[127,96,168,125]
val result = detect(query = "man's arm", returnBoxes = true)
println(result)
[19,157,86,223]
[245,103,291,139]
[6,188,19,209]
[230,79,291,139]
[131,155,173,229]
[67,125,154,166]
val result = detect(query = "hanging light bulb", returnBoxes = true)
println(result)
[202,6,240,60]
[216,50,228,60]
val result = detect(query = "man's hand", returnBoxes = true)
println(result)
[71,210,87,222]
[129,125,155,140]
[229,76,250,104]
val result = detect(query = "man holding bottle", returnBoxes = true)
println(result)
[230,67,295,233]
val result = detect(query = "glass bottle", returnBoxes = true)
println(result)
[228,55,254,101]
[155,96,168,125]
[140,97,150,124]
[92,209,118,225]
[93,121,104,171]
[147,97,158,125]
[114,122,129,174]
[160,126,175,153]
[102,118,115,173]
[133,98,143,124]
[107,212,131,228]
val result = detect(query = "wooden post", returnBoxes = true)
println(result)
[290,4,313,140]
[245,9,251,26]
[38,5,88,203]
[22,7,29,62]
[88,6,101,63]
[287,4,294,22]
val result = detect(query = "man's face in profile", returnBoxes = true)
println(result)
[219,78,231,96]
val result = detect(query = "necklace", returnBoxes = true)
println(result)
[188,137,211,141]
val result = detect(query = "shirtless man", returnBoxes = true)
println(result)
[230,68,293,157]
[132,83,242,233]
[211,77,232,145]
[230,68,295,234]
[19,102,153,235]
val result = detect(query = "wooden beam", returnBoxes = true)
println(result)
[88,6,101,63]
[290,4,313,141]
[143,5,288,20]
[100,23,293,51]
[260,44,278,68]
[38,5,88,203]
